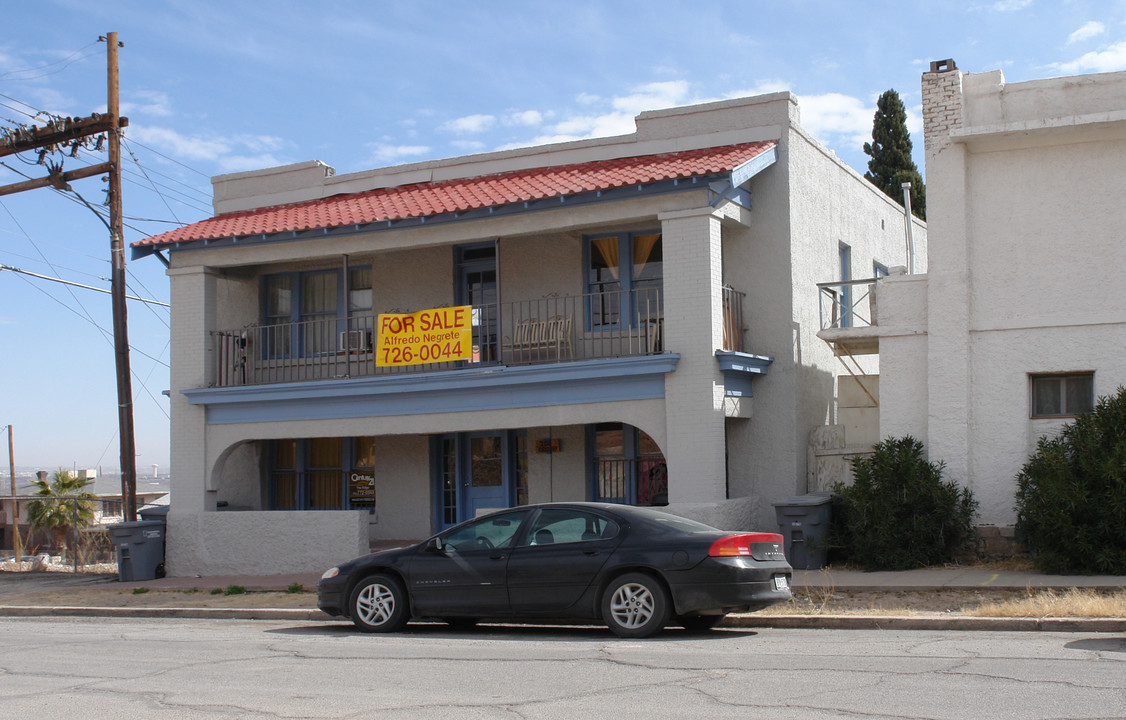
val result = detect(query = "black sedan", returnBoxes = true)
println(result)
[317,502,792,638]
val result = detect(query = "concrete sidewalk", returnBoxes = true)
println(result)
[2,566,1124,633]
[108,566,1126,594]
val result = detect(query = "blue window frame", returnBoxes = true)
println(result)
[584,232,662,330]
[267,437,375,510]
[262,266,371,357]
[587,422,667,506]
[874,261,889,278]
[432,430,528,531]
[839,242,852,328]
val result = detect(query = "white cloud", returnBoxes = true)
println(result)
[127,125,232,162]
[440,114,496,134]
[546,111,636,140]
[369,144,431,164]
[795,92,875,148]
[992,0,1031,11]
[504,110,543,127]
[611,81,690,114]
[127,125,289,171]
[450,140,486,152]
[121,90,173,118]
[217,154,286,173]
[575,92,600,105]
[1067,21,1106,44]
[1059,41,1126,73]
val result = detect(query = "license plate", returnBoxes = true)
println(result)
[773,575,789,592]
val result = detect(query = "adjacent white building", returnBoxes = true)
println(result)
[822,61,1126,549]
[136,92,921,576]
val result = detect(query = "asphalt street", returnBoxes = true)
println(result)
[2,615,1124,719]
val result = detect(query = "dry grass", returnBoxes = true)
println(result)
[967,588,1126,618]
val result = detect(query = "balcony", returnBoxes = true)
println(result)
[211,287,680,388]
[816,278,879,356]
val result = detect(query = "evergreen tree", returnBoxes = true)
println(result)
[863,89,926,220]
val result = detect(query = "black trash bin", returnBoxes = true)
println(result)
[109,520,165,582]
[771,493,833,569]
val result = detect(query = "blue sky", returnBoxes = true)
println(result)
[2,0,1125,472]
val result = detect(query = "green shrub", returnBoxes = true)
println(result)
[1016,386,1126,574]
[210,587,223,595]
[286,582,304,594]
[833,436,977,570]
[131,587,149,595]
[223,584,247,596]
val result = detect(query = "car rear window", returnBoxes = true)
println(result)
[634,510,719,534]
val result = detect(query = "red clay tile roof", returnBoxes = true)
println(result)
[134,141,777,249]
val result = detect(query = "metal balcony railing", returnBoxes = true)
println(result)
[211,287,677,388]
[722,285,746,352]
[817,278,878,331]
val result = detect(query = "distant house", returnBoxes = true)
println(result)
[135,92,921,576]
[820,61,1126,551]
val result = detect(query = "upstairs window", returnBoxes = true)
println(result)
[586,232,662,328]
[263,267,370,356]
[1031,373,1094,418]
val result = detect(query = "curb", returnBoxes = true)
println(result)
[727,613,1126,633]
[2,605,1124,632]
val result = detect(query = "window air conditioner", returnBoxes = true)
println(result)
[339,330,373,352]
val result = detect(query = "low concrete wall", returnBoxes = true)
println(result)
[663,496,761,532]
[165,510,368,577]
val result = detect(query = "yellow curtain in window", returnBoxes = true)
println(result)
[592,237,620,280]
[632,233,660,276]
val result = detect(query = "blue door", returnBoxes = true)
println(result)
[466,433,507,518]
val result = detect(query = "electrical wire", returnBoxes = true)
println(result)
[0,42,101,81]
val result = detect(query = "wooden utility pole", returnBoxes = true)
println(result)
[0,33,137,521]
[106,32,138,522]
[6,426,20,562]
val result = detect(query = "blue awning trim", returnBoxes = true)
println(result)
[715,350,773,397]
[183,354,680,425]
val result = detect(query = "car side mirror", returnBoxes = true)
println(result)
[426,537,445,553]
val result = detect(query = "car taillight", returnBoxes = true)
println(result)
[709,533,786,561]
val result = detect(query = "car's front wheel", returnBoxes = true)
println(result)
[601,572,670,638]
[349,574,408,633]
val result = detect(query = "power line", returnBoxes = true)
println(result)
[0,264,169,307]
[0,42,101,81]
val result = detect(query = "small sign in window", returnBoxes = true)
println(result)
[349,472,376,506]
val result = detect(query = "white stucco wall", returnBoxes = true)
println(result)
[723,124,928,529]
[888,64,1126,527]
[166,509,367,576]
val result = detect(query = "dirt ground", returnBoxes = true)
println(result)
[0,569,1051,615]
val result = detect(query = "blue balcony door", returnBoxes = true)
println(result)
[456,243,497,363]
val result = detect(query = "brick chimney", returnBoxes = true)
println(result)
[921,59,963,155]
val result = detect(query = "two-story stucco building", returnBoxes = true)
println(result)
[821,61,1126,549]
[135,92,922,576]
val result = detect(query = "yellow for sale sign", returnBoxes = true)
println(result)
[376,305,473,367]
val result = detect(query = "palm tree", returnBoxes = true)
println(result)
[25,469,97,559]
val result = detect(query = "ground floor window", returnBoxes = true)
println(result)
[589,422,667,505]
[1030,372,1094,418]
[267,437,374,510]
[433,430,527,530]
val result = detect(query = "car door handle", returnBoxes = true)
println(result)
[489,553,505,560]
[583,550,600,556]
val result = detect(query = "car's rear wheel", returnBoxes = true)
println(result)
[601,572,670,638]
[679,613,726,632]
[349,574,408,633]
